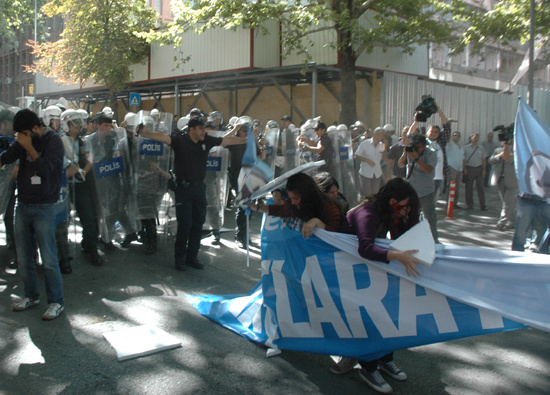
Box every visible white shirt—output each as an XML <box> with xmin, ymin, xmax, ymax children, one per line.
<box><xmin>355</xmin><ymin>138</ymin><xmax>383</xmax><ymax>178</ymax></box>
<box><xmin>429</xmin><ymin>139</ymin><xmax>444</xmax><ymax>180</ymax></box>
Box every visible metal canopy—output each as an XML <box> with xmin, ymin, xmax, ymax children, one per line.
<box><xmin>36</xmin><ymin>64</ymin><xmax>369</xmax><ymax>109</ymax></box>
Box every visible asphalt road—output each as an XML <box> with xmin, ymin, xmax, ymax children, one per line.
<box><xmin>1</xmin><ymin>186</ymin><xmax>549</xmax><ymax>394</ymax></box>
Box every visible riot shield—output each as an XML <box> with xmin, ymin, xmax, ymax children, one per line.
<box><xmin>338</xmin><ymin>127</ymin><xmax>359</xmax><ymax>206</ymax></box>
<box><xmin>133</xmin><ymin>111</ymin><xmax>173</xmax><ymax>220</ymax></box>
<box><xmin>203</xmin><ymin>130</ymin><xmax>229</xmax><ymax>231</ymax></box>
<box><xmin>281</xmin><ymin>126</ymin><xmax>299</xmax><ymax>172</ymax></box>
<box><xmin>298</xmin><ymin>122</ymin><xmax>316</xmax><ymax>165</ymax></box>
<box><xmin>263</xmin><ymin>123</ymin><xmax>279</xmax><ymax>174</ymax></box>
<box><xmin>327</xmin><ymin>126</ymin><xmax>343</xmax><ymax>186</ymax></box>
<box><xmin>88</xmin><ymin>126</ymin><xmax>137</xmax><ymax>243</ymax></box>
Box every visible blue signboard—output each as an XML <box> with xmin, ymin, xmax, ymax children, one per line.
<box><xmin>129</xmin><ymin>92</ymin><xmax>141</xmax><ymax>107</ymax></box>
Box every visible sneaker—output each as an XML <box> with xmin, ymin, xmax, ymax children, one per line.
<box><xmin>13</xmin><ymin>298</ymin><xmax>40</xmax><ymax>312</ymax></box>
<box><xmin>186</xmin><ymin>258</ymin><xmax>204</xmax><ymax>270</ymax></box>
<box><xmin>42</xmin><ymin>303</ymin><xmax>64</xmax><ymax>320</ymax></box>
<box><xmin>329</xmin><ymin>357</ymin><xmax>358</xmax><ymax>374</ymax></box>
<box><xmin>377</xmin><ymin>360</ymin><xmax>407</xmax><ymax>381</ymax></box>
<box><xmin>359</xmin><ymin>368</ymin><xmax>393</xmax><ymax>394</ymax></box>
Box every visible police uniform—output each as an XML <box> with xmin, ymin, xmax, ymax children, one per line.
<box><xmin>171</xmin><ymin>132</ymin><xmax>223</xmax><ymax>270</ymax></box>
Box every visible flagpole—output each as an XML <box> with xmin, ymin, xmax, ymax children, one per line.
<box><xmin>528</xmin><ymin>0</ymin><xmax>535</xmax><ymax>107</ymax></box>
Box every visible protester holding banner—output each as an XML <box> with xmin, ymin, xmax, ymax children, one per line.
<box><xmin>251</xmin><ymin>172</ymin><xmax>342</xmax><ymax>238</ymax></box>
<box><xmin>140</xmin><ymin>116</ymin><xmax>246</xmax><ymax>272</ymax></box>
<box><xmin>312</xmin><ymin>171</ymin><xmax>349</xmax><ymax>214</ymax></box>
<box><xmin>334</xmin><ymin>178</ymin><xmax>421</xmax><ymax>393</ymax></box>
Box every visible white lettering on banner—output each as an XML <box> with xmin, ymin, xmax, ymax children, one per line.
<box><xmin>398</xmin><ymin>280</ymin><xmax>459</xmax><ymax>336</ymax></box>
<box><xmin>335</xmin><ymin>252</ymin><xmax>401</xmax><ymax>338</ymax></box>
<box><xmin>271</xmin><ymin>259</ymin><xmax>320</xmax><ymax>337</ymax></box>
<box><xmin>99</xmin><ymin>161</ymin><xmax>121</xmax><ymax>174</ymax></box>
<box><xmin>302</xmin><ymin>256</ymin><xmax>352</xmax><ymax>338</ymax></box>
<box><xmin>265</xmin><ymin>216</ymin><xmax>285</xmax><ymax>231</ymax></box>
<box><xmin>479</xmin><ymin>309</ymin><xmax>505</xmax><ymax>329</ymax></box>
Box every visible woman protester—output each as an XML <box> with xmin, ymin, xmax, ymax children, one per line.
<box><xmin>331</xmin><ymin>178</ymin><xmax>422</xmax><ymax>394</ymax></box>
<box><xmin>250</xmin><ymin>172</ymin><xmax>342</xmax><ymax>238</ymax></box>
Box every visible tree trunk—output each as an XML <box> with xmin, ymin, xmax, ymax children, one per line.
<box><xmin>339</xmin><ymin>36</ymin><xmax>357</xmax><ymax>126</ymax></box>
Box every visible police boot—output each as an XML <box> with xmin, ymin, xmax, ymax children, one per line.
<box><xmin>143</xmin><ymin>219</ymin><xmax>157</xmax><ymax>255</ymax></box>
<box><xmin>121</xmin><ymin>232</ymin><xmax>138</xmax><ymax>248</ymax></box>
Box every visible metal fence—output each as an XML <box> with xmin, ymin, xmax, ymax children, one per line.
<box><xmin>381</xmin><ymin>71</ymin><xmax>550</xmax><ymax>142</ymax></box>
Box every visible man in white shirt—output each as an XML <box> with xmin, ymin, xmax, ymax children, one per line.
<box><xmin>355</xmin><ymin>127</ymin><xmax>385</xmax><ymax>198</ymax></box>
<box><xmin>446</xmin><ymin>131</ymin><xmax>465</xmax><ymax>208</ymax></box>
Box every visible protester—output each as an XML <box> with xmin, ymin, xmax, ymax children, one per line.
<box><xmin>355</xmin><ymin>127</ymin><xmax>385</xmax><ymax>198</ymax></box>
<box><xmin>313</xmin><ymin>171</ymin><xmax>349</xmax><ymax>214</ymax></box>
<box><xmin>482</xmin><ymin>132</ymin><xmax>499</xmax><ymax>187</ymax></box>
<box><xmin>1</xmin><ymin>109</ymin><xmax>65</xmax><ymax>320</ymax></box>
<box><xmin>446</xmin><ymin>131</ymin><xmax>465</xmax><ymax>208</ymax></box>
<box><xmin>463</xmin><ymin>133</ymin><xmax>487</xmax><ymax>210</ymax></box>
<box><xmin>385</xmin><ymin>126</ymin><xmax>408</xmax><ymax>181</ymax></box>
<box><xmin>251</xmin><ymin>172</ymin><xmax>342</xmax><ymax>238</ymax></box>
<box><xmin>489</xmin><ymin>136</ymin><xmax>517</xmax><ymax>230</ymax></box>
<box><xmin>332</xmin><ymin>178</ymin><xmax>421</xmax><ymax>393</ymax></box>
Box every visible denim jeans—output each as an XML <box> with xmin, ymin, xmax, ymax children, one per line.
<box><xmin>174</xmin><ymin>183</ymin><xmax>207</xmax><ymax>264</ymax></box>
<box><xmin>512</xmin><ymin>196</ymin><xmax>550</xmax><ymax>251</ymax></box>
<box><xmin>15</xmin><ymin>202</ymin><xmax>64</xmax><ymax>304</ymax></box>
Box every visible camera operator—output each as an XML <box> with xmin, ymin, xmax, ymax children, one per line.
<box><xmin>398</xmin><ymin>134</ymin><xmax>439</xmax><ymax>243</ymax></box>
<box><xmin>489</xmin><ymin>126</ymin><xmax>517</xmax><ymax>230</ymax></box>
<box><xmin>407</xmin><ymin>98</ymin><xmax>452</xmax><ymax>203</ymax></box>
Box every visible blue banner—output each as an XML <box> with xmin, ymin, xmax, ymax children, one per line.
<box><xmin>514</xmin><ymin>97</ymin><xmax>550</xmax><ymax>199</ymax></box>
<box><xmin>190</xmin><ymin>217</ymin><xmax>550</xmax><ymax>360</ymax></box>
<box><xmin>139</xmin><ymin>139</ymin><xmax>164</xmax><ymax>156</ymax></box>
<box><xmin>93</xmin><ymin>156</ymin><xmax>124</xmax><ymax>179</ymax></box>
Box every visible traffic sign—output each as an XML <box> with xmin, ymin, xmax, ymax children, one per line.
<box><xmin>129</xmin><ymin>92</ymin><xmax>141</xmax><ymax>107</ymax></box>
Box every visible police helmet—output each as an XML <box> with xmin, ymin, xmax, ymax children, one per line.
<box><xmin>42</xmin><ymin>106</ymin><xmax>62</xmax><ymax>128</ymax></box>
<box><xmin>61</xmin><ymin>109</ymin><xmax>83</xmax><ymax>133</ymax></box>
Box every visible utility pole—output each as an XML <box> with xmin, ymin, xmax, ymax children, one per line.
<box><xmin>528</xmin><ymin>0</ymin><xmax>535</xmax><ymax>107</ymax></box>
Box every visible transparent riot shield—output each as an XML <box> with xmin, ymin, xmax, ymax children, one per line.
<box><xmin>203</xmin><ymin>130</ymin><xmax>229</xmax><ymax>231</ymax></box>
<box><xmin>281</xmin><ymin>126</ymin><xmax>299</xmax><ymax>173</ymax></box>
<box><xmin>263</xmin><ymin>124</ymin><xmax>279</xmax><ymax>174</ymax></box>
<box><xmin>298</xmin><ymin>123</ymin><xmax>316</xmax><ymax>165</ymax></box>
<box><xmin>88</xmin><ymin>126</ymin><xmax>137</xmax><ymax>243</ymax></box>
<box><xmin>133</xmin><ymin>111</ymin><xmax>172</xmax><ymax>221</ymax></box>
<box><xmin>338</xmin><ymin>127</ymin><xmax>359</xmax><ymax>206</ymax></box>
<box><xmin>327</xmin><ymin>126</ymin><xmax>343</xmax><ymax>185</ymax></box>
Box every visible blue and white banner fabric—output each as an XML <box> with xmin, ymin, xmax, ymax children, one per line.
<box><xmin>514</xmin><ymin>97</ymin><xmax>550</xmax><ymax>199</ymax></box>
<box><xmin>189</xmin><ymin>217</ymin><xmax>550</xmax><ymax>361</ymax></box>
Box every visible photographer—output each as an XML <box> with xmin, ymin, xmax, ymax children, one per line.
<box><xmin>408</xmin><ymin>96</ymin><xmax>452</xmax><ymax>202</ymax></box>
<box><xmin>489</xmin><ymin>126</ymin><xmax>517</xmax><ymax>229</ymax></box>
<box><xmin>398</xmin><ymin>134</ymin><xmax>440</xmax><ymax>243</ymax></box>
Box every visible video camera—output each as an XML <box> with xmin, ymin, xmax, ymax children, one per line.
<box><xmin>415</xmin><ymin>95</ymin><xmax>438</xmax><ymax>122</ymax></box>
<box><xmin>493</xmin><ymin>123</ymin><xmax>514</xmax><ymax>142</ymax></box>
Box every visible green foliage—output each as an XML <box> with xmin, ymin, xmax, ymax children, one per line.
<box><xmin>29</xmin><ymin>0</ymin><xmax>158</xmax><ymax>93</ymax></box>
<box><xmin>451</xmin><ymin>0</ymin><xmax>550</xmax><ymax>60</ymax></box>
<box><xmin>0</xmin><ymin>0</ymin><xmax>48</xmax><ymax>49</ymax></box>
<box><xmin>144</xmin><ymin>0</ymin><xmax>457</xmax><ymax>65</ymax></box>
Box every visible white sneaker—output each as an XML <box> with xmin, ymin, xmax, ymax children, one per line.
<box><xmin>42</xmin><ymin>303</ymin><xmax>64</xmax><ymax>320</ymax></box>
<box><xmin>359</xmin><ymin>368</ymin><xmax>393</xmax><ymax>394</ymax></box>
<box><xmin>13</xmin><ymin>298</ymin><xmax>40</xmax><ymax>311</ymax></box>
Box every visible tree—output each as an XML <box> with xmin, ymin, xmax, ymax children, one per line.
<box><xmin>451</xmin><ymin>0</ymin><xmax>550</xmax><ymax>60</ymax></box>
<box><xmin>0</xmin><ymin>0</ymin><xmax>47</xmax><ymax>49</ymax></box>
<box><xmin>27</xmin><ymin>0</ymin><xmax>158</xmax><ymax>96</ymax></box>
<box><xmin>145</xmin><ymin>0</ymin><xmax>458</xmax><ymax>125</ymax></box>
